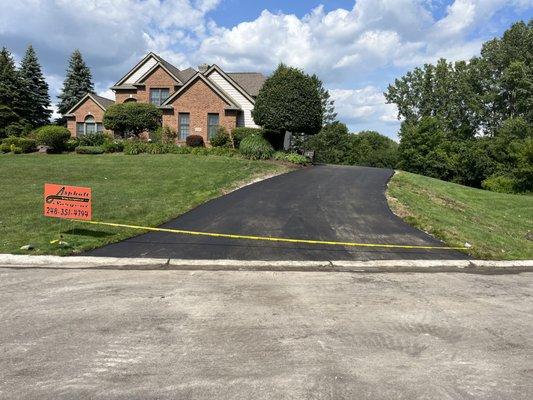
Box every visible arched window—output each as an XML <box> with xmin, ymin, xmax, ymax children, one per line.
<box><xmin>124</xmin><ymin>98</ymin><xmax>137</xmax><ymax>103</ymax></box>
<box><xmin>76</xmin><ymin>115</ymin><xmax>103</xmax><ymax>136</ymax></box>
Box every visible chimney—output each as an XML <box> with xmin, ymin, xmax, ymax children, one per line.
<box><xmin>198</xmin><ymin>64</ymin><xmax>209</xmax><ymax>74</ymax></box>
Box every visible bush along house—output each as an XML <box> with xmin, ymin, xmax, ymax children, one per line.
<box><xmin>64</xmin><ymin>52</ymin><xmax>266</xmax><ymax>144</ymax></box>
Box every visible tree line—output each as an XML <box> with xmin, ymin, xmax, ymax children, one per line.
<box><xmin>385</xmin><ymin>20</ymin><xmax>532</xmax><ymax>193</ymax></box>
<box><xmin>0</xmin><ymin>46</ymin><xmax>94</xmax><ymax>137</ymax></box>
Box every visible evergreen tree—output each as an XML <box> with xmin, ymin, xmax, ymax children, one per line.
<box><xmin>0</xmin><ymin>47</ymin><xmax>22</xmax><ymax>136</ymax></box>
<box><xmin>57</xmin><ymin>49</ymin><xmax>94</xmax><ymax>116</ymax></box>
<box><xmin>19</xmin><ymin>45</ymin><xmax>51</xmax><ymax>127</ymax></box>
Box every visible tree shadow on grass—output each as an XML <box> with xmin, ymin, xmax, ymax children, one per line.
<box><xmin>64</xmin><ymin>228</ymin><xmax>115</xmax><ymax>238</ymax></box>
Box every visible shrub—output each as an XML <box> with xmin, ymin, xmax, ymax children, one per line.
<box><xmin>239</xmin><ymin>134</ymin><xmax>274</xmax><ymax>160</ymax></box>
<box><xmin>11</xmin><ymin>146</ymin><xmax>23</xmax><ymax>154</ymax></box>
<box><xmin>5</xmin><ymin>123</ymin><xmax>24</xmax><ymax>137</ymax></box>
<box><xmin>232</xmin><ymin>127</ymin><xmax>262</xmax><ymax>148</ymax></box>
<box><xmin>273</xmin><ymin>151</ymin><xmax>309</xmax><ymax>164</ymax></box>
<box><xmin>75</xmin><ymin>146</ymin><xmax>105</xmax><ymax>154</ymax></box>
<box><xmin>191</xmin><ymin>147</ymin><xmax>209</xmax><ymax>156</ymax></box>
<box><xmin>102</xmin><ymin>138</ymin><xmax>124</xmax><ymax>153</ymax></box>
<box><xmin>35</xmin><ymin>125</ymin><xmax>71</xmax><ymax>152</ymax></box>
<box><xmin>210</xmin><ymin>126</ymin><xmax>232</xmax><ymax>147</ymax></box>
<box><xmin>482</xmin><ymin>174</ymin><xmax>517</xmax><ymax>193</ymax></box>
<box><xmin>161</xmin><ymin>126</ymin><xmax>178</xmax><ymax>144</ymax></box>
<box><xmin>149</xmin><ymin>127</ymin><xmax>163</xmax><ymax>143</ymax></box>
<box><xmin>123</xmin><ymin>140</ymin><xmax>149</xmax><ymax>155</ymax></box>
<box><xmin>0</xmin><ymin>143</ymin><xmax>10</xmax><ymax>153</ymax></box>
<box><xmin>2</xmin><ymin>136</ymin><xmax>37</xmax><ymax>153</ymax></box>
<box><xmin>186</xmin><ymin>134</ymin><xmax>204</xmax><ymax>147</ymax></box>
<box><xmin>146</xmin><ymin>143</ymin><xmax>178</xmax><ymax>154</ymax></box>
<box><xmin>172</xmin><ymin>145</ymin><xmax>192</xmax><ymax>154</ymax></box>
<box><xmin>65</xmin><ymin>138</ymin><xmax>80</xmax><ymax>152</ymax></box>
<box><xmin>208</xmin><ymin>147</ymin><xmax>240</xmax><ymax>157</ymax></box>
<box><xmin>79</xmin><ymin>132</ymin><xmax>106</xmax><ymax>146</ymax></box>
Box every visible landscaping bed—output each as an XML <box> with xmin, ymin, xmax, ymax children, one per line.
<box><xmin>387</xmin><ymin>171</ymin><xmax>533</xmax><ymax>260</ymax></box>
<box><xmin>0</xmin><ymin>153</ymin><xmax>289</xmax><ymax>255</ymax></box>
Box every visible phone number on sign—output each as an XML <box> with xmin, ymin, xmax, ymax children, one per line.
<box><xmin>45</xmin><ymin>207</ymin><xmax>89</xmax><ymax>218</ymax></box>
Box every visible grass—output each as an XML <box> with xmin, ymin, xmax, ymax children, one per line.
<box><xmin>387</xmin><ymin>171</ymin><xmax>533</xmax><ymax>260</ymax></box>
<box><xmin>0</xmin><ymin>153</ymin><xmax>288</xmax><ymax>255</ymax></box>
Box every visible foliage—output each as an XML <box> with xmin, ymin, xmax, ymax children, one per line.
<box><xmin>1</xmin><ymin>136</ymin><xmax>37</xmax><ymax>153</ymax></box>
<box><xmin>481</xmin><ymin>174</ymin><xmax>517</xmax><ymax>194</ymax></box>
<box><xmin>103</xmin><ymin>102</ymin><xmax>162</xmax><ymax>137</ymax></box>
<box><xmin>239</xmin><ymin>133</ymin><xmax>274</xmax><ymax>160</ymax></box>
<box><xmin>65</xmin><ymin>138</ymin><xmax>80</xmax><ymax>152</ymax></box>
<box><xmin>311</xmin><ymin>74</ymin><xmax>337</xmax><ymax>125</ymax></box>
<box><xmin>191</xmin><ymin>147</ymin><xmax>209</xmax><ymax>156</ymax></box>
<box><xmin>252</xmin><ymin>64</ymin><xmax>322</xmax><ymax>136</ymax></box>
<box><xmin>273</xmin><ymin>151</ymin><xmax>309</xmax><ymax>165</ymax></box>
<box><xmin>18</xmin><ymin>45</ymin><xmax>51</xmax><ymax>127</ymax></box>
<box><xmin>57</xmin><ymin>50</ymin><xmax>94</xmax><ymax>116</ymax></box>
<box><xmin>186</xmin><ymin>134</ymin><xmax>204</xmax><ymax>147</ymax></box>
<box><xmin>231</xmin><ymin>127</ymin><xmax>262</xmax><ymax>148</ymax></box>
<box><xmin>101</xmin><ymin>138</ymin><xmax>124</xmax><ymax>153</ymax></box>
<box><xmin>79</xmin><ymin>132</ymin><xmax>106</xmax><ymax>146</ymax></box>
<box><xmin>162</xmin><ymin>125</ymin><xmax>178</xmax><ymax>144</ymax></box>
<box><xmin>75</xmin><ymin>145</ymin><xmax>105</xmax><ymax>154</ymax></box>
<box><xmin>210</xmin><ymin>126</ymin><xmax>232</xmax><ymax>147</ymax></box>
<box><xmin>208</xmin><ymin>147</ymin><xmax>240</xmax><ymax>157</ymax></box>
<box><xmin>123</xmin><ymin>140</ymin><xmax>149</xmax><ymax>155</ymax></box>
<box><xmin>5</xmin><ymin>123</ymin><xmax>24</xmax><ymax>137</ymax></box>
<box><xmin>305</xmin><ymin>122</ymin><xmax>351</xmax><ymax>164</ymax></box>
<box><xmin>35</xmin><ymin>125</ymin><xmax>71</xmax><ymax>152</ymax></box>
<box><xmin>0</xmin><ymin>48</ymin><xmax>23</xmax><ymax>137</ymax></box>
<box><xmin>347</xmin><ymin>131</ymin><xmax>398</xmax><ymax>168</ymax></box>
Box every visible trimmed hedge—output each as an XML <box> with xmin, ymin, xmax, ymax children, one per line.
<box><xmin>232</xmin><ymin>127</ymin><xmax>262</xmax><ymax>148</ymax></box>
<box><xmin>239</xmin><ymin>134</ymin><xmax>274</xmax><ymax>160</ymax></box>
<box><xmin>75</xmin><ymin>146</ymin><xmax>105</xmax><ymax>154</ymax></box>
<box><xmin>1</xmin><ymin>136</ymin><xmax>37</xmax><ymax>153</ymax></box>
<box><xmin>186</xmin><ymin>134</ymin><xmax>204</xmax><ymax>147</ymax></box>
<box><xmin>36</xmin><ymin>125</ymin><xmax>71</xmax><ymax>152</ymax></box>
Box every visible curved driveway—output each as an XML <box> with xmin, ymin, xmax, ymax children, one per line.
<box><xmin>87</xmin><ymin>165</ymin><xmax>468</xmax><ymax>260</ymax></box>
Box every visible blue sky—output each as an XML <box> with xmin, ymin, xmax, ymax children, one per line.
<box><xmin>1</xmin><ymin>0</ymin><xmax>532</xmax><ymax>139</ymax></box>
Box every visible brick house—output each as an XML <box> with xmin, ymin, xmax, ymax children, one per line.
<box><xmin>65</xmin><ymin>52</ymin><xmax>266</xmax><ymax>144</ymax></box>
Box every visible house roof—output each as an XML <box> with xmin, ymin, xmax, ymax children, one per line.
<box><xmin>161</xmin><ymin>72</ymin><xmax>241</xmax><ymax>110</ymax></box>
<box><xmin>65</xmin><ymin>92</ymin><xmax>115</xmax><ymax>115</ymax></box>
<box><xmin>227</xmin><ymin>73</ymin><xmax>266</xmax><ymax>97</ymax></box>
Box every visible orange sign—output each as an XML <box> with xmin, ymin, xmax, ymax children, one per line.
<box><xmin>44</xmin><ymin>183</ymin><xmax>92</xmax><ymax>220</ymax></box>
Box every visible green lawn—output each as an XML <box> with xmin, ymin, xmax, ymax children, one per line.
<box><xmin>0</xmin><ymin>153</ymin><xmax>288</xmax><ymax>255</ymax></box>
<box><xmin>387</xmin><ymin>171</ymin><xmax>533</xmax><ymax>260</ymax></box>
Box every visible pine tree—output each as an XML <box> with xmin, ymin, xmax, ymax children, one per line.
<box><xmin>57</xmin><ymin>49</ymin><xmax>94</xmax><ymax>116</ymax></box>
<box><xmin>0</xmin><ymin>47</ymin><xmax>22</xmax><ymax>136</ymax></box>
<box><xmin>19</xmin><ymin>45</ymin><xmax>51</xmax><ymax>127</ymax></box>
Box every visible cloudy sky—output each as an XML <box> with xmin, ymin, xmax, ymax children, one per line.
<box><xmin>1</xmin><ymin>0</ymin><xmax>531</xmax><ymax>139</ymax></box>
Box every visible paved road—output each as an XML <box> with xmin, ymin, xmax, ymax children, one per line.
<box><xmin>87</xmin><ymin>165</ymin><xmax>468</xmax><ymax>260</ymax></box>
<box><xmin>1</xmin><ymin>266</ymin><xmax>531</xmax><ymax>399</ymax></box>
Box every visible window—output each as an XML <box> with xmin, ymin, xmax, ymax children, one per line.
<box><xmin>207</xmin><ymin>113</ymin><xmax>219</xmax><ymax>140</ymax></box>
<box><xmin>150</xmin><ymin>88</ymin><xmax>170</xmax><ymax>106</ymax></box>
<box><xmin>179</xmin><ymin>113</ymin><xmax>190</xmax><ymax>140</ymax></box>
<box><xmin>76</xmin><ymin>116</ymin><xmax>103</xmax><ymax>136</ymax></box>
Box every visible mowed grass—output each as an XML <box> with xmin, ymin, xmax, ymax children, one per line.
<box><xmin>387</xmin><ymin>171</ymin><xmax>533</xmax><ymax>260</ymax></box>
<box><xmin>0</xmin><ymin>153</ymin><xmax>287</xmax><ymax>255</ymax></box>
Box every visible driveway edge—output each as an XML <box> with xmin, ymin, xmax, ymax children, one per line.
<box><xmin>1</xmin><ymin>254</ymin><xmax>532</xmax><ymax>272</ymax></box>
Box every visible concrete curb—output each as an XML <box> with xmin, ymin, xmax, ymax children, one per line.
<box><xmin>0</xmin><ymin>254</ymin><xmax>532</xmax><ymax>273</ymax></box>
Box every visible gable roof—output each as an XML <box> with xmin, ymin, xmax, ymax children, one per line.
<box><xmin>161</xmin><ymin>72</ymin><xmax>240</xmax><ymax>110</ymax></box>
<box><xmin>227</xmin><ymin>73</ymin><xmax>266</xmax><ymax>97</ymax></box>
<box><xmin>205</xmin><ymin>64</ymin><xmax>258</xmax><ymax>104</ymax></box>
<box><xmin>65</xmin><ymin>93</ymin><xmax>115</xmax><ymax>115</ymax></box>
<box><xmin>136</xmin><ymin>59</ymin><xmax>183</xmax><ymax>85</ymax></box>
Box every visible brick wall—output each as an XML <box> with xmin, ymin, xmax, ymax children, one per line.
<box><xmin>162</xmin><ymin>77</ymin><xmax>238</xmax><ymax>144</ymax></box>
<box><xmin>66</xmin><ymin>98</ymin><xmax>110</xmax><ymax>137</ymax></box>
<box><xmin>115</xmin><ymin>65</ymin><xmax>177</xmax><ymax>104</ymax></box>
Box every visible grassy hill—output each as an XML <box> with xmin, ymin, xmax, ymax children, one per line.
<box><xmin>387</xmin><ymin>171</ymin><xmax>533</xmax><ymax>260</ymax></box>
<box><xmin>0</xmin><ymin>154</ymin><xmax>287</xmax><ymax>255</ymax></box>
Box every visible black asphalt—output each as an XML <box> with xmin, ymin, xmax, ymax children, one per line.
<box><xmin>86</xmin><ymin>165</ymin><xmax>469</xmax><ymax>260</ymax></box>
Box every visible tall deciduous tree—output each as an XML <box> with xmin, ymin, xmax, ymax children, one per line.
<box><xmin>19</xmin><ymin>45</ymin><xmax>51</xmax><ymax>127</ymax></box>
<box><xmin>252</xmin><ymin>64</ymin><xmax>322</xmax><ymax>136</ymax></box>
<box><xmin>57</xmin><ymin>50</ymin><xmax>94</xmax><ymax>117</ymax></box>
<box><xmin>0</xmin><ymin>47</ymin><xmax>22</xmax><ymax>137</ymax></box>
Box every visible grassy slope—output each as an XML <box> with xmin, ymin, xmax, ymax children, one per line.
<box><xmin>0</xmin><ymin>153</ymin><xmax>287</xmax><ymax>255</ymax></box>
<box><xmin>387</xmin><ymin>171</ymin><xmax>533</xmax><ymax>260</ymax></box>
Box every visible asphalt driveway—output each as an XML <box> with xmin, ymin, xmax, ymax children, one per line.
<box><xmin>87</xmin><ymin>165</ymin><xmax>468</xmax><ymax>260</ymax></box>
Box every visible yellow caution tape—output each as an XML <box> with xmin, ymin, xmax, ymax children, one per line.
<box><xmin>73</xmin><ymin>219</ymin><xmax>467</xmax><ymax>251</ymax></box>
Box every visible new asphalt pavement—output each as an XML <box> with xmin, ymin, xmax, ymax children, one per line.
<box><xmin>87</xmin><ymin>165</ymin><xmax>469</xmax><ymax>260</ymax></box>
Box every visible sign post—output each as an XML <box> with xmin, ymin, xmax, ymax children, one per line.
<box><xmin>44</xmin><ymin>184</ymin><xmax>92</xmax><ymax>220</ymax></box>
